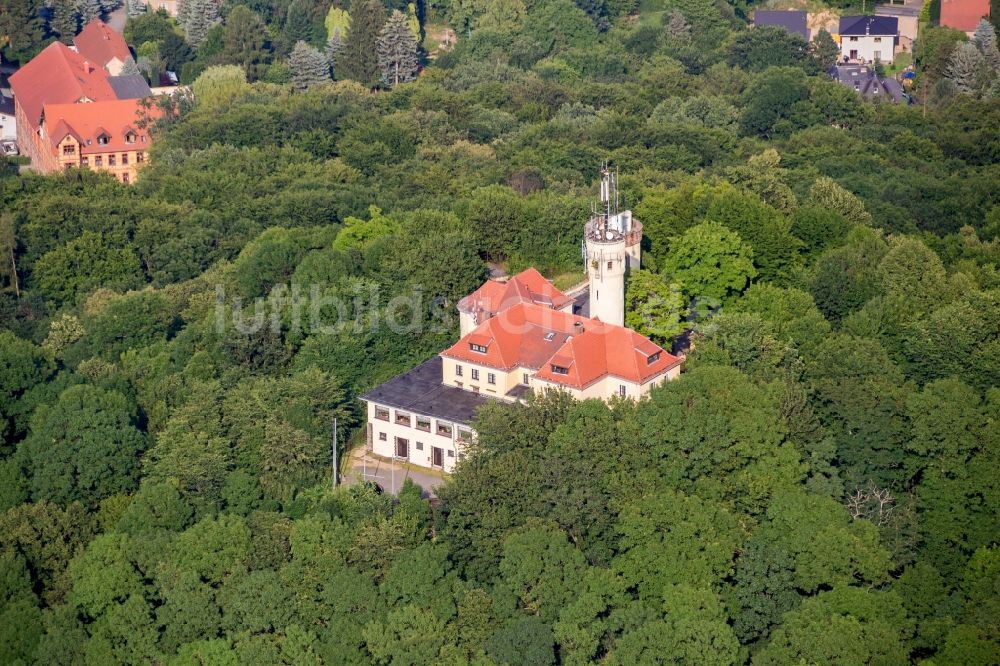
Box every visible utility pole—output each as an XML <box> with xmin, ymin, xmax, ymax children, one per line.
<box><xmin>331</xmin><ymin>416</ymin><xmax>338</xmax><ymax>488</ymax></box>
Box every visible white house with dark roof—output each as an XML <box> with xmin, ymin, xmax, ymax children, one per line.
<box><xmin>839</xmin><ymin>15</ymin><xmax>899</xmax><ymax>64</ymax></box>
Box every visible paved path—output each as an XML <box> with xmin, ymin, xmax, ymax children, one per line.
<box><xmin>106</xmin><ymin>6</ymin><xmax>127</xmax><ymax>34</ymax></box>
<box><xmin>342</xmin><ymin>446</ymin><xmax>447</xmax><ymax>498</ymax></box>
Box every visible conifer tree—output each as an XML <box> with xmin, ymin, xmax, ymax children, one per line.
<box><xmin>946</xmin><ymin>41</ymin><xmax>986</xmax><ymax>94</ymax></box>
<box><xmin>50</xmin><ymin>0</ymin><xmax>80</xmax><ymax>43</ymax></box>
<box><xmin>77</xmin><ymin>0</ymin><xmax>102</xmax><ymax>25</ymax></box>
<box><xmin>180</xmin><ymin>0</ymin><xmax>219</xmax><ymax>47</ymax></box>
<box><xmin>120</xmin><ymin>56</ymin><xmax>141</xmax><ymax>76</ymax></box>
<box><xmin>283</xmin><ymin>0</ymin><xmax>313</xmax><ymax>46</ymax></box>
<box><xmin>973</xmin><ymin>18</ymin><xmax>1000</xmax><ymax>70</ymax></box>
<box><xmin>664</xmin><ymin>9</ymin><xmax>690</xmax><ymax>42</ymax></box>
<box><xmin>326</xmin><ymin>32</ymin><xmax>344</xmax><ymax>74</ymax></box>
<box><xmin>336</xmin><ymin>0</ymin><xmax>385</xmax><ymax>87</ymax></box>
<box><xmin>0</xmin><ymin>0</ymin><xmax>45</xmax><ymax>61</ymax></box>
<box><xmin>288</xmin><ymin>40</ymin><xmax>330</xmax><ymax>90</ymax></box>
<box><xmin>126</xmin><ymin>0</ymin><xmax>146</xmax><ymax>18</ymax></box>
<box><xmin>221</xmin><ymin>5</ymin><xmax>270</xmax><ymax>78</ymax></box>
<box><xmin>376</xmin><ymin>10</ymin><xmax>419</xmax><ymax>87</ymax></box>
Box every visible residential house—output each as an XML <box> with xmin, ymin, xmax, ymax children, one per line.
<box><xmin>9</xmin><ymin>40</ymin><xmax>156</xmax><ymax>180</ymax></box>
<box><xmin>74</xmin><ymin>19</ymin><xmax>132</xmax><ymax>75</ymax></box>
<box><xmin>940</xmin><ymin>0</ymin><xmax>991</xmax><ymax>36</ymax></box>
<box><xmin>361</xmin><ymin>169</ymin><xmax>683</xmax><ymax>473</ymax></box>
<box><xmin>8</xmin><ymin>42</ymin><xmax>118</xmax><ymax>169</ymax></box>
<box><xmin>830</xmin><ymin>65</ymin><xmax>908</xmax><ymax>103</ymax></box>
<box><xmin>39</xmin><ymin>99</ymin><xmax>157</xmax><ymax>183</ymax></box>
<box><xmin>754</xmin><ymin>10</ymin><xmax>810</xmax><ymax>40</ymax></box>
<box><xmin>839</xmin><ymin>15</ymin><xmax>899</xmax><ymax>64</ymax></box>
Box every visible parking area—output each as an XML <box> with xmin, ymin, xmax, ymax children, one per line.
<box><xmin>342</xmin><ymin>445</ymin><xmax>447</xmax><ymax>498</ymax></box>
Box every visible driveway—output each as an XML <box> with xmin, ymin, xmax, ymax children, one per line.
<box><xmin>342</xmin><ymin>445</ymin><xmax>447</xmax><ymax>498</ymax></box>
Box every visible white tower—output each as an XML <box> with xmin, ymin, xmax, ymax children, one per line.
<box><xmin>585</xmin><ymin>165</ymin><xmax>638</xmax><ymax>327</ymax></box>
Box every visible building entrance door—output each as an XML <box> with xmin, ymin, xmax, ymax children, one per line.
<box><xmin>432</xmin><ymin>446</ymin><xmax>443</xmax><ymax>467</ymax></box>
<box><xmin>395</xmin><ymin>437</ymin><xmax>408</xmax><ymax>459</ymax></box>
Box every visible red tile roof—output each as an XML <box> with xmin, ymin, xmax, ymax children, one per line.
<box><xmin>9</xmin><ymin>41</ymin><xmax>116</xmax><ymax>130</ymax></box>
<box><xmin>43</xmin><ymin>99</ymin><xmax>158</xmax><ymax>154</ymax></box>
<box><xmin>940</xmin><ymin>0</ymin><xmax>990</xmax><ymax>32</ymax></box>
<box><xmin>441</xmin><ymin>302</ymin><xmax>681</xmax><ymax>389</ymax></box>
<box><xmin>74</xmin><ymin>19</ymin><xmax>132</xmax><ymax>69</ymax></box>
<box><xmin>457</xmin><ymin>268</ymin><xmax>574</xmax><ymax>320</ymax></box>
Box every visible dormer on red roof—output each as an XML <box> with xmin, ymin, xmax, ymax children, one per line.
<box><xmin>442</xmin><ymin>302</ymin><xmax>681</xmax><ymax>390</ymax></box>
<box><xmin>457</xmin><ymin>268</ymin><xmax>574</xmax><ymax>322</ymax></box>
<box><xmin>42</xmin><ymin>99</ymin><xmax>158</xmax><ymax>154</ymax></box>
<box><xmin>74</xmin><ymin>19</ymin><xmax>132</xmax><ymax>73</ymax></box>
<box><xmin>8</xmin><ymin>41</ymin><xmax>116</xmax><ymax>131</ymax></box>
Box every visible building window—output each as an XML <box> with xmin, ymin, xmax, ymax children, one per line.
<box><xmin>416</xmin><ymin>417</ymin><xmax>431</xmax><ymax>432</ymax></box>
<box><xmin>647</xmin><ymin>352</ymin><xmax>661</xmax><ymax>365</ymax></box>
<box><xmin>455</xmin><ymin>364</ymin><xmax>463</xmax><ymax>377</ymax></box>
<box><xmin>849</xmin><ymin>36</ymin><xmax>858</xmax><ymax>41</ymax></box>
<box><xmin>874</xmin><ymin>37</ymin><xmax>882</xmax><ymax>42</ymax></box>
<box><xmin>471</xmin><ymin>368</ymin><xmax>479</xmax><ymax>381</ymax></box>
<box><xmin>522</xmin><ymin>373</ymin><xmax>529</xmax><ymax>385</ymax></box>
<box><xmin>125</xmin><ymin>132</ymin><xmax>135</xmax><ymax>144</ymax></box>
<box><xmin>375</xmin><ymin>406</ymin><xmax>389</xmax><ymax>421</ymax></box>
<box><xmin>437</xmin><ymin>422</ymin><xmax>452</xmax><ymax>437</ymax></box>
<box><xmin>81</xmin><ymin>157</ymin><xmax>89</xmax><ymax>166</ymax></box>
<box><xmin>97</xmin><ymin>135</ymin><xmax>109</xmax><ymax>145</ymax></box>
<box><xmin>62</xmin><ymin>145</ymin><xmax>75</xmax><ymax>155</ymax></box>
<box><xmin>416</xmin><ymin>441</ymin><xmax>424</xmax><ymax>451</ymax></box>
<box><xmin>472</xmin><ymin>386</ymin><xmax>480</xmax><ymax>393</ymax></box>
<box><xmin>122</xmin><ymin>173</ymin><xmax>129</xmax><ymax>183</ymax></box>
<box><xmin>378</xmin><ymin>432</ymin><xmax>387</xmax><ymax>441</ymax></box>
<box><xmin>94</xmin><ymin>156</ymin><xmax>103</xmax><ymax>167</ymax></box>
<box><xmin>447</xmin><ymin>449</ymin><xmax>455</xmax><ymax>458</ymax></box>
<box><xmin>551</xmin><ymin>364</ymin><xmax>569</xmax><ymax>375</ymax></box>
<box><xmin>470</xmin><ymin>343</ymin><xmax>488</xmax><ymax>353</ymax></box>
<box><xmin>619</xmin><ymin>385</ymin><xmax>626</xmax><ymax>396</ymax></box>
<box><xmin>108</xmin><ymin>155</ymin><xmax>116</xmax><ymax>166</ymax></box>
<box><xmin>544</xmin><ymin>332</ymin><xmax>555</xmax><ymax>341</ymax></box>
<box><xmin>395</xmin><ymin>411</ymin><xmax>411</xmax><ymax>426</ymax></box>
<box><xmin>458</xmin><ymin>429</ymin><xmax>472</xmax><ymax>442</ymax></box>
<box><xmin>121</xmin><ymin>154</ymin><xmax>128</xmax><ymax>165</ymax></box>
<box><xmin>607</xmin><ymin>261</ymin><xmax>612</xmax><ymax>269</ymax></box>
<box><xmin>136</xmin><ymin>152</ymin><xmax>144</xmax><ymax>163</ymax></box>
<box><xmin>487</xmin><ymin>372</ymin><xmax>496</xmax><ymax>385</ymax></box>
<box><xmin>395</xmin><ymin>437</ymin><xmax>409</xmax><ymax>458</ymax></box>
<box><xmin>141</xmin><ymin>135</ymin><xmax>146</xmax><ymax>142</ymax></box>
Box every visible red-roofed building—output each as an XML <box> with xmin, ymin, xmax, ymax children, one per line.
<box><xmin>940</xmin><ymin>0</ymin><xmax>991</xmax><ymax>35</ymax></box>
<box><xmin>74</xmin><ymin>19</ymin><xmax>133</xmax><ymax>75</ymax></box>
<box><xmin>441</xmin><ymin>301</ymin><xmax>681</xmax><ymax>401</ymax></box>
<box><xmin>37</xmin><ymin>99</ymin><xmax>157</xmax><ymax>182</ymax></box>
<box><xmin>456</xmin><ymin>267</ymin><xmax>575</xmax><ymax>336</ymax></box>
<box><xmin>360</xmin><ymin>168</ymin><xmax>680</xmax><ymax>473</ymax></box>
<box><xmin>9</xmin><ymin>41</ymin><xmax>117</xmax><ymax>168</ymax></box>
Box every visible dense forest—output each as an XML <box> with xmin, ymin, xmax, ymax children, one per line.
<box><xmin>1</xmin><ymin>0</ymin><xmax>999</xmax><ymax>663</ymax></box>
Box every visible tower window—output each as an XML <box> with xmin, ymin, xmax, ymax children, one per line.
<box><xmin>607</xmin><ymin>261</ymin><xmax>613</xmax><ymax>269</ymax></box>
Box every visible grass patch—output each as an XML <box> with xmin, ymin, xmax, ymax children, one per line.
<box><xmin>552</xmin><ymin>270</ymin><xmax>586</xmax><ymax>291</ymax></box>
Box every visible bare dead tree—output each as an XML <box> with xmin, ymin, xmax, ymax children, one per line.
<box><xmin>846</xmin><ymin>480</ymin><xmax>896</xmax><ymax>527</ymax></box>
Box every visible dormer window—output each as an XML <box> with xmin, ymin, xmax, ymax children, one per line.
<box><xmin>544</xmin><ymin>332</ymin><xmax>556</xmax><ymax>341</ymax></box>
<box><xmin>97</xmin><ymin>135</ymin><xmax>109</xmax><ymax>145</ymax></box>
<box><xmin>647</xmin><ymin>352</ymin><xmax>661</xmax><ymax>365</ymax></box>
<box><xmin>551</xmin><ymin>364</ymin><xmax>569</xmax><ymax>375</ymax></box>
<box><xmin>470</xmin><ymin>343</ymin><xmax>488</xmax><ymax>354</ymax></box>
<box><xmin>124</xmin><ymin>132</ymin><xmax>136</xmax><ymax>144</ymax></box>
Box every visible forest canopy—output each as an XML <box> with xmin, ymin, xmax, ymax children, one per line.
<box><xmin>0</xmin><ymin>0</ymin><xmax>998</xmax><ymax>664</ymax></box>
